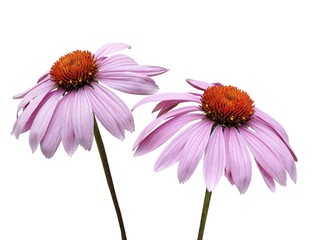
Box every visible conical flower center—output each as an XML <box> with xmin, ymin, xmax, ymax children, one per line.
<box><xmin>201</xmin><ymin>85</ymin><xmax>254</xmax><ymax>126</ymax></box>
<box><xmin>50</xmin><ymin>50</ymin><xmax>98</xmax><ymax>91</ymax></box>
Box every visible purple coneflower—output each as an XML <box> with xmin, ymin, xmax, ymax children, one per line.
<box><xmin>133</xmin><ymin>79</ymin><xmax>297</xmax><ymax>239</ymax></box>
<box><xmin>13</xmin><ymin>43</ymin><xmax>167</xmax><ymax>158</ymax></box>
<box><xmin>12</xmin><ymin>43</ymin><xmax>167</xmax><ymax>240</ymax></box>
<box><xmin>133</xmin><ymin>79</ymin><xmax>297</xmax><ymax>193</ymax></box>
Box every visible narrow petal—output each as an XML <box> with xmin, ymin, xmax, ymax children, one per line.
<box><xmin>40</xmin><ymin>99</ymin><xmax>64</xmax><ymax>158</ymax></box>
<box><xmin>154</xmin><ymin>121</ymin><xmax>208</xmax><ymax>171</ymax></box>
<box><xmin>204</xmin><ymin>125</ymin><xmax>226</xmax><ymax>191</ymax></box>
<box><xmin>13</xmin><ymin>74</ymin><xmax>52</xmax><ymax>99</ymax></box>
<box><xmin>93</xmin><ymin>83</ymin><xmax>134</xmax><ymax>131</ymax></box>
<box><xmin>240</xmin><ymin>127</ymin><xmax>287</xmax><ymax>186</ymax></box>
<box><xmin>133</xmin><ymin>106</ymin><xmax>201</xmax><ymax>149</ymax></box>
<box><xmin>12</xmin><ymin>91</ymin><xmax>50</xmax><ymax>138</ymax></box>
<box><xmin>85</xmin><ymin>85</ymin><xmax>125</xmax><ymax>140</ymax></box>
<box><xmin>256</xmin><ymin>161</ymin><xmax>276</xmax><ymax>192</ymax></box>
<box><xmin>29</xmin><ymin>91</ymin><xmax>62</xmax><ymax>152</ymax></box>
<box><xmin>249</xmin><ymin>119</ymin><xmax>297</xmax><ymax>183</ymax></box>
<box><xmin>71</xmin><ymin>88</ymin><xmax>94</xmax><ymax>150</ymax></box>
<box><xmin>103</xmin><ymin>65</ymin><xmax>168</xmax><ymax>77</ymax></box>
<box><xmin>254</xmin><ymin>109</ymin><xmax>297</xmax><ymax>161</ymax></box>
<box><xmin>186</xmin><ymin>79</ymin><xmax>222</xmax><ymax>91</ymax></box>
<box><xmin>132</xmin><ymin>93</ymin><xmax>201</xmax><ymax>110</ymax></box>
<box><xmin>135</xmin><ymin>114</ymin><xmax>203</xmax><ymax>156</ymax></box>
<box><xmin>178</xmin><ymin>119</ymin><xmax>213</xmax><ymax>183</ymax></box>
<box><xmin>95</xmin><ymin>43</ymin><xmax>131</xmax><ymax>59</ymax></box>
<box><xmin>98</xmin><ymin>54</ymin><xmax>138</xmax><ymax>68</ymax></box>
<box><xmin>15</xmin><ymin>81</ymin><xmax>54</xmax><ymax>113</ymax></box>
<box><xmin>224</xmin><ymin>127</ymin><xmax>252</xmax><ymax>194</ymax></box>
<box><xmin>37</xmin><ymin>71</ymin><xmax>51</xmax><ymax>83</ymax></box>
<box><xmin>98</xmin><ymin>72</ymin><xmax>159</xmax><ymax>95</ymax></box>
<box><xmin>60</xmin><ymin>92</ymin><xmax>78</xmax><ymax>156</ymax></box>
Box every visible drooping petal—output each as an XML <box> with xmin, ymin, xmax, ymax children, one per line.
<box><xmin>71</xmin><ymin>88</ymin><xmax>94</xmax><ymax>150</ymax></box>
<box><xmin>249</xmin><ymin>119</ymin><xmax>297</xmax><ymax>183</ymax></box>
<box><xmin>132</xmin><ymin>93</ymin><xmax>201</xmax><ymax>110</ymax></box>
<box><xmin>256</xmin><ymin>161</ymin><xmax>276</xmax><ymax>192</ymax></box>
<box><xmin>133</xmin><ymin>106</ymin><xmax>201</xmax><ymax>149</ymax></box>
<box><xmin>224</xmin><ymin>127</ymin><xmax>252</xmax><ymax>194</ymax></box>
<box><xmin>12</xmin><ymin>91</ymin><xmax>50</xmax><ymax>138</ymax></box>
<box><xmin>135</xmin><ymin>113</ymin><xmax>203</xmax><ymax>156</ymax></box>
<box><xmin>97</xmin><ymin>72</ymin><xmax>159</xmax><ymax>95</ymax></box>
<box><xmin>40</xmin><ymin>98</ymin><xmax>64</xmax><ymax>158</ymax></box>
<box><xmin>204</xmin><ymin>125</ymin><xmax>226</xmax><ymax>192</ymax></box>
<box><xmin>104</xmin><ymin>65</ymin><xmax>168</xmax><ymax>77</ymax></box>
<box><xmin>85</xmin><ymin>85</ymin><xmax>125</xmax><ymax>140</ymax></box>
<box><xmin>29</xmin><ymin>91</ymin><xmax>62</xmax><ymax>152</ymax></box>
<box><xmin>186</xmin><ymin>79</ymin><xmax>222</xmax><ymax>91</ymax></box>
<box><xmin>60</xmin><ymin>92</ymin><xmax>78</xmax><ymax>156</ymax></box>
<box><xmin>254</xmin><ymin>109</ymin><xmax>297</xmax><ymax>162</ymax></box>
<box><xmin>240</xmin><ymin>127</ymin><xmax>287</xmax><ymax>186</ymax></box>
<box><xmin>93</xmin><ymin>83</ymin><xmax>134</xmax><ymax>131</ymax></box>
<box><xmin>13</xmin><ymin>74</ymin><xmax>52</xmax><ymax>99</ymax></box>
<box><xmin>154</xmin><ymin>121</ymin><xmax>207</xmax><ymax>171</ymax></box>
<box><xmin>95</xmin><ymin>43</ymin><xmax>131</xmax><ymax>59</ymax></box>
<box><xmin>98</xmin><ymin>54</ymin><xmax>138</xmax><ymax>69</ymax></box>
<box><xmin>15</xmin><ymin>81</ymin><xmax>55</xmax><ymax>113</ymax></box>
<box><xmin>178</xmin><ymin>119</ymin><xmax>213</xmax><ymax>183</ymax></box>
<box><xmin>37</xmin><ymin>71</ymin><xmax>51</xmax><ymax>83</ymax></box>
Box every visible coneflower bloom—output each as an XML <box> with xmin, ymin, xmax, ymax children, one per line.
<box><xmin>133</xmin><ymin>79</ymin><xmax>297</xmax><ymax>193</ymax></box>
<box><xmin>12</xmin><ymin>43</ymin><xmax>167</xmax><ymax>158</ymax></box>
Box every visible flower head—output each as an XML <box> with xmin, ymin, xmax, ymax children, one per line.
<box><xmin>12</xmin><ymin>43</ymin><xmax>167</xmax><ymax>158</ymax></box>
<box><xmin>133</xmin><ymin>79</ymin><xmax>297</xmax><ymax>193</ymax></box>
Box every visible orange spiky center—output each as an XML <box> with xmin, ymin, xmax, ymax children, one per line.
<box><xmin>201</xmin><ymin>85</ymin><xmax>255</xmax><ymax>126</ymax></box>
<box><xmin>50</xmin><ymin>50</ymin><xmax>98</xmax><ymax>91</ymax></box>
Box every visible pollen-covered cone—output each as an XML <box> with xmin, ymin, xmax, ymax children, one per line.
<box><xmin>133</xmin><ymin>79</ymin><xmax>297</xmax><ymax>193</ymax></box>
<box><xmin>12</xmin><ymin>43</ymin><xmax>168</xmax><ymax>158</ymax></box>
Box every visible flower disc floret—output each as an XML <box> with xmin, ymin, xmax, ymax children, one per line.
<box><xmin>201</xmin><ymin>85</ymin><xmax>255</xmax><ymax>127</ymax></box>
<box><xmin>50</xmin><ymin>50</ymin><xmax>98</xmax><ymax>91</ymax></box>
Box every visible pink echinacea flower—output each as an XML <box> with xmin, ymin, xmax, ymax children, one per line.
<box><xmin>133</xmin><ymin>79</ymin><xmax>297</xmax><ymax>193</ymax></box>
<box><xmin>12</xmin><ymin>43</ymin><xmax>168</xmax><ymax>158</ymax></box>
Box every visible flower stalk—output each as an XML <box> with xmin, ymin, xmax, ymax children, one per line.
<box><xmin>93</xmin><ymin>118</ymin><xmax>127</xmax><ymax>240</ymax></box>
<box><xmin>197</xmin><ymin>189</ymin><xmax>212</xmax><ymax>240</ymax></box>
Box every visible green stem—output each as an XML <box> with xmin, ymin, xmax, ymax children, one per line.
<box><xmin>197</xmin><ymin>189</ymin><xmax>212</xmax><ymax>240</ymax></box>
<box><xmin>93</xmin><ymin>118</ymin><xmax>127</xmax><ymax>240</ymax></box>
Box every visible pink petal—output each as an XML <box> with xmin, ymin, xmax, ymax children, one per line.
<box><xmin>204</xmin><ymin>125</ymin><xmax>226</xmax><ymax>192</ymax></box>
<box><xmin>132</xmin><ymin>93</ymin><xmax>201</xmax><ymax>110</ymax></box>
<box><xmin>133</xmin><ymin>106</ymin><xmax>201</xmax><ymax>149</ymax></box>
<box><xmin>249</xmin><ymin>119</ymin><xmax>297</xmax><ymax>183</ymax></box>
<box><xmin>135</xmin><ymin>113</ymin><xmax>203</xmax><ymax>156</ymax></box>
<box><xmin>13</xmin><ymin>74</ymin><xmax>52</xmax><ymax>99</ymax></box>
<box><xmin>256</xmin><ymin>161</ymin><xmax>276</xmax><ymax>192</ymax></box>
<box><xmin>98</xmin><ymin>54</ymin><xmax>138</xmax><ymax>68</ymax></box>
<box><xmin>71</xmin><ymin>88</ymin><xmax>94</xmax><ymax>150</ymax></box>
<box><xmin>240</xmin><ymin>127</ymin><xmax>287</xmax><ymax>186</ymax></box>
<box><xmin>177</xmin><ymin>119</ymin><xmax>213</xmax><ymax>183</ymax></box>
<box><xmin>12</xmin><ymin>91</ymin><xmax>50</xmax><ymax>138</ymax></box>
<box><xmin>93</xmin><ymin>83</ymin><xmax>134</xmax><ymax>131</ymax></box>
<box><xmin>186</xmin><ymin>79</ymin><xmax>222</xmax><ymax>91</ymax></box>
<box><xmin>37</xmin><ymin>71</ymin><xmax>51</xmax><ymax>83</ymax></box>
<box><xmin>29</xmin><ymin>91</ymin><xmax>62</xmax><ymax>152</ymax></box>
<box><xmin>95</xmin><ymin>43</ymin><xmax>131</xmax><ymax>59</ymax></box>
<box><xmin>98</xmin><ymin>72</ymin><xmax>159</xmax><ymax>95</ymax></box>
<box><xmin>40</xmin><ymin>99</ymin><xmax>63</xmax><ymax>158</ymax></box>
<box><xmin>104</xmin><ymin>65</ymin><xmax>168</xmax><ymax>76</ymax></box>
<box><xmin>85</xmin><ymin>85</ymin><xmax>125</xmax><ymax>140</ymax></box>
<box><xmin>60</xmin><ymin>92</ymin><xmax>78</xmax><ymax>156</ymax></box>
<box><xmin>15</xmin><ymin>81</ymin><xmax>54</xmax><ymax>113</ymax></box>
<box><xmin>224</xmin><ymin>127</ymin><xmax>252</xmax><ymax>194</ymax></box>
<box><xmin>154</xmin><ymin>121</ymin><xmax>206</xmax><ymax>171</ymax></box>
<box><xmin>254</xmin><ymin>108</ymin><xmax>297</xmax><ymax>161</ymax></box>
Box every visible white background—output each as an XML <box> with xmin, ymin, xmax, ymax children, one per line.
<box><xmin>1</xmin><ymin>0</ymin><xmax>324</xmax><ymax>239</ymax></box>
